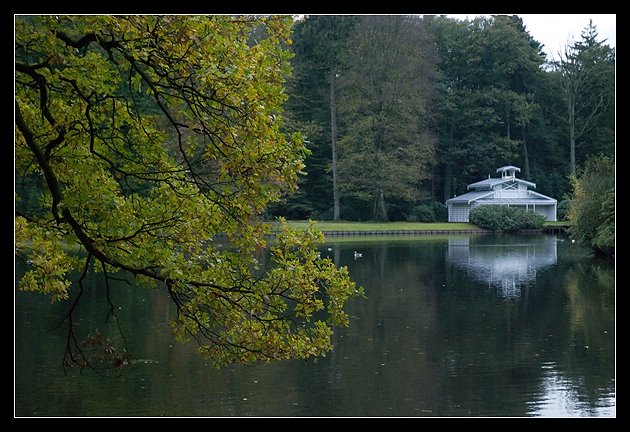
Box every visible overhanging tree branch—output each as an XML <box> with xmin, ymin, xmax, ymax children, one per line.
<box><xmin>16</xmin><ymin>15</ymin><xmax>360</xmax><ymax>369</ymax></box>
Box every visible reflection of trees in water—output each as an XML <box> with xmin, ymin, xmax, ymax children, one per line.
<box><xmin>439</xmin><ymin>235</ymin><xmax>614</xmax><ymax>416</ymax></box>
<box><xmin>16</xmin><ymin>237</ymin><xmax>614</xmax><ymax>416</ymax></box>
<box><xmin>447</xmin><ymin>235</ymin><xmax>558</xmax><ymax>298</ymax></box>
<box><xmin>316</xmin><ymin>240</ymin><xmax>444</xmax><ymax>416</ymax></box>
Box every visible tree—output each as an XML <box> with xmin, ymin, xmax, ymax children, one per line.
<box><xmin>426</xmin><ymin>15</ymin><xmax>545</xmax><ymax>202</ymax></box>
<box><xmin>337</xmin><ymin>15</ymin><xmax>437</xmax><ymax>221</ymax></box>
<box><xmin>15</xmin><ymin>15</ymin><xmax>361</xmax><ymax>369</ymax></box>
<box><xmin>567</xmin><ymin>154</ymin><xmax>615</xmax><ymax>256</ymax></box>
<box><xmin>280</xmin><ymin>16</ymin><xmax>357</xmax><ymax>220</ymax></box>
<box><xmin>549</xmin><ymin>20</ymin><xmax>615</xmax><ymax>176</ymax></box>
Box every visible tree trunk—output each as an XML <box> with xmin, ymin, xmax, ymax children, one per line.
<box><xmin>522</xmin><ymin>125</ymin><xmax>530</xmax><ymax>179</ymax></box>
<box><xmin>330</xmin><ymin>67</ymin><xmax>340</xmax><ymax>220</ymax></box>
<box><xmin>569</xmin><ymin>120</ymin><xmax>576</xmax><ymax>177</ymax></box>
<box><xmin>506</xmin><ymin>109</ymin><xmax>511</xmax><ymax>140</ymax></box>
<box><xmin>443</xmin><ymin>123</ymin><xmax>454</xmax><ymax>203</ymax></box>
<box><xmin>431</xmin><ymin>163</ymin><xmax>435</xmax><ymax>201</ymax></box>
<box><xmin>373</xmin><ymin>188</ymin><xmax>388</xmax><ymax>221</ymax></box>
<box><xmin>568</xmin><ymin>89</ymin><xmax>576</xmax><ymax>176</ymax></box>
<box><xmin>443</xmin><ymin>164</ymin><xmax>452</xmax><ymax>202</ymax></box>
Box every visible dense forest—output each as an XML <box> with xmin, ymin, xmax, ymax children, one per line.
<box><xmin>15</xmin><ymin>15</ymin><xmax>615</xmax><ymax>224</ymax></box>
<box><xmin>269</xmin><ymin>15</ymin><xmax>615</xmax><ymax>222</ymax></box>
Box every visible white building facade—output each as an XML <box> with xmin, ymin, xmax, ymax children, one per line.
<box><xmin>446</xmin><ymin>166</ymin><xmax>557</xmax><ymax>223</ymax></box>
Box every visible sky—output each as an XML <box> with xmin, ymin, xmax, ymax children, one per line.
<box><xmin>446</xmin><ymin>14</ymin><xmax>616</xmax><ymax>59</ymax></box>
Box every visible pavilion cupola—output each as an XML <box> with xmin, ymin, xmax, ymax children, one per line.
<box><xmin>497</xmin><ymin>165</ymin><xmax>521</xmax><ymax>179</ymax></box>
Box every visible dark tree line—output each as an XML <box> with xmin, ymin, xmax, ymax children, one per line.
<box><xmin>270</xmin><ymin>15</ymin><xmax>615</xmax><ymax>222</ymax></box>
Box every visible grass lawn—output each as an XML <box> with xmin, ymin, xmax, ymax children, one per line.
<box><xmin>269</xmin><ymin>220</ymin><xmax>570</xmax><ymax>233</ymax></box>
<box><xmin>315</xmin><ymin>233</ymin><xmax>481</xmax><ymax>245</ymax></box>
<box><xmin>273</xmin><ymin>220</ymin><xmax>480</xmax><ymax>232</ymax></box>
<box><xmin>544</xmin><ymin>220</ymin><xmax>572</xmax><ymax>227</ymax></box>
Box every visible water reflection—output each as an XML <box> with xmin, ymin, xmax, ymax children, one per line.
<box><xmin>527</xmin><ymin>362</ymin><xmax>616</xmax><ymax>417</ymax></box>
<box><xmin>447</xmin><ymin>234</ymin><xmax>558</xmax><ymax>298</ymax></box>
<box><xmin>15</xmin><ymin>234</ymin><xmax>614</xmax><ymax>417</ymax></box>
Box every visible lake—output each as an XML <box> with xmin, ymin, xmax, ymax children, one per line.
<box><xmin>14</xmin><ymin>233</ymin><xmax>615</xmax><ymax>417</ymax></box>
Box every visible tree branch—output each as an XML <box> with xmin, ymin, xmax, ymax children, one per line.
<box><xmin>103</xmin><ymin>263</ymin><xmax>128</xmax><ymax>353</ymax></box>
<box><xmin>53</xmin><ymin>30</ymin><xmax>120</xmax><ymax>51</ymax></box>
<box><xmin>60</xmin><ymin>254</ymin><xmax>90</xmax><ymax>372</ymax></box>
<box><xmin>16</xmin><ymin>63</ymin><xmax>51</xmax><ymax>125</ymax></box>
<box><xmin>15</xmin><ymin>102</ymin><xmax>64</xmax><ymax>224</ymax></box>
<box><xmin>576</xmin><ymin>93</ymin><xmax>607</xmax><ymax>137</ymax></box>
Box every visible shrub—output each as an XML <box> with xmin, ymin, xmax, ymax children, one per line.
<box><xmin>407</xmin><ymin>201</ymin><xmax>448</xmax><ymax>222</ymax></box>
<box><xmin>407</xmin><ymin>204</ymin><xmax>435</xmax><ymax>222</ymax></box>
<box><xmin>432</xmin><ymin>202</ymin><xmax>448</xmax><ymax>222</ymax></box>
<box><xmin>568</xmin><ymin>154</ymin><xmax>614</xmax><ymax>256</ymax></box>
<box><xmin>469</xmin><ymin>205</ymin><xmax>545</xmax><ymax>231</ymax></box>
<box><xmin>557</xmin><ymin>199</ymin><xmax>571</xmax><ymax>221</ymax></box>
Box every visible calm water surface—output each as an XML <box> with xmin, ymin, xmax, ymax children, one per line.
<box><xmin>15</xmin><ymin>233</ymin><xmax>615</xmax><ymax>417</ymax></box>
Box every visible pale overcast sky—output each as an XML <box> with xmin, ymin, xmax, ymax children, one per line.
<box><xmin>446</xmin><ymin>14</ymin><xmax>616</xmax><ymax>59</ymax></box>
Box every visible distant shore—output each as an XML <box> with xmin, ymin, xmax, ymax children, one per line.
<box><xmin>271</xmin><ymin>220</ymin><xmax>570</xmax><ymax>236</ymax></box>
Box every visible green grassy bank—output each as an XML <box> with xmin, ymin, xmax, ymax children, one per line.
<box><xmin>270</xmin><ymin>220</ymin><xmax>570</xmax><ymax>234</ymax></box>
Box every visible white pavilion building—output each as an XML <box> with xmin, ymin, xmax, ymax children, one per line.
<box><xmin>446</xmin><ymin>165</ymin><xmax>557</xmax><ymax>223</ymax></box>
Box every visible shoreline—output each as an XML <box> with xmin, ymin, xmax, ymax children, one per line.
<box><xmin>269</xmin><ymin>221</ymin><xmax>570</xmax><ymax>237</ymax></box>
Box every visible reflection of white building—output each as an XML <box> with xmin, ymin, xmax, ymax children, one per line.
<box><xmin>446</xmin><ymin>166</ymin><xmax>557</xmax><ymax>222</ymax></box>
<box><xmin>447</xmin><ymin>236</ymin><xmax>557</xmax><ymax>298</ymax></box>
